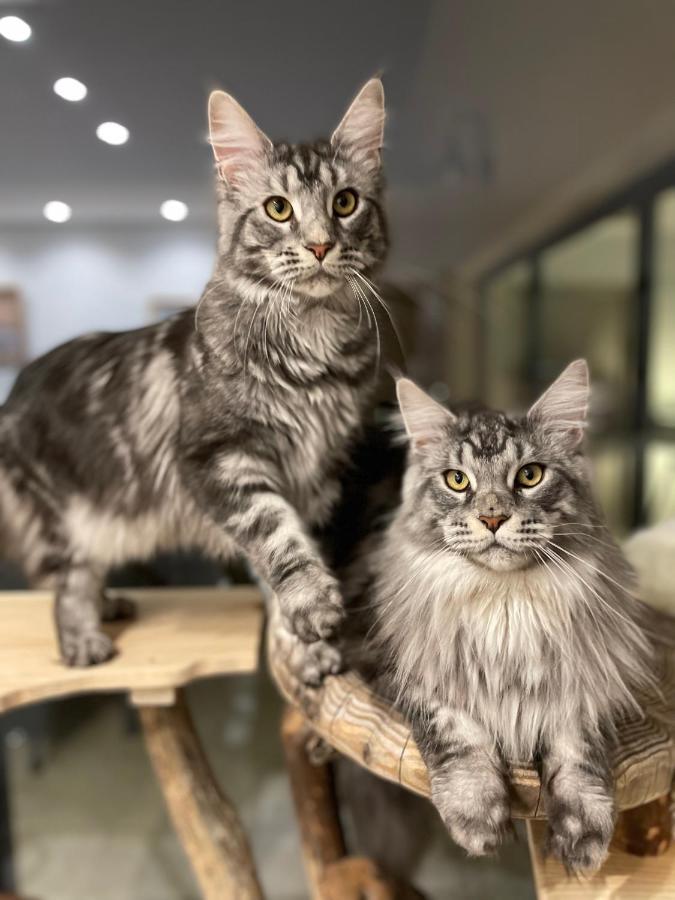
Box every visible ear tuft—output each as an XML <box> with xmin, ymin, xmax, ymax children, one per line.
<box><xmin>528</xmin><ymin>359</ymin><xmax>590</xmax><ymax>447</ymax></box>
<box><xmin>208</xmin><ymin>90</ymin><xmax>272</xmax><ymax>185</ymax></box>
<box><xmin>331</xmin><ymin>78</ymin><xmax>385</xmax><ymax>173</ymax></box>
<box><xmin>396</xmin><ymin>378</ymin><xmax>455</xmax><ymax>451</ymax></box>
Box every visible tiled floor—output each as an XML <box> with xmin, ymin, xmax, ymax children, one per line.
<box><xmin>4</xmin><ymin>672</ymin><xmax>536</xmax><ymax>899</ymax></box>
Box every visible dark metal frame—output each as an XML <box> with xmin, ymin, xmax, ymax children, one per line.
<box><xmin>479</xmin><ymin>157</ymin><xmax>675</xmax><ymax>527</ymax></box>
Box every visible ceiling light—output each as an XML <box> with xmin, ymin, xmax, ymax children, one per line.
<box><xmin>43</xmin><ymin>201</ymin><xmax>72</xmax><ymax>224</ymax></box>
<box><xmin>160</xmin><ymin>200</ymin><xmax>189</xmax><ymax>222</ymax></box>
<box><xmin>0</xmin><ymin>16</ymin><xmax>32</xmax><ymax>42</ymax></box>
<box><xmin>53</xmin><ymin>77</ymin><xmax>87</xmax><ymax>102</ymax></box>
<box><xmin>96</xmin><ymin>122</ymin><xmax>129</xmax><ymax>145</ymax></box>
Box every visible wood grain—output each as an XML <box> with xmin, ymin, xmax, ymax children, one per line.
<box><xmin>527</xmin><ymin>818</ymin><xmax>675</xmax><ymax>899</ymax></box>
<box><xmin>0</xmin><ymin>587</ymin><xmax>263</xmax><ymax>713</ymax></box>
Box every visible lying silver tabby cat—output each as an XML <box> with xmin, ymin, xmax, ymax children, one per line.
<box><xmin>340</xmin><ymin>360</ymin><xmax>673</xmax><ymax>874</ymax></box>
<box><xmin>0</xmin><ymin>78</ymin><xmax>387</xmax><ymax>667</ymax></box>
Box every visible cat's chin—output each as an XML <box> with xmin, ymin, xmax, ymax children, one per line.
<box><xmin>470</xmin><ymin>544</ymin><xmax>534</xmax><ymax>573</ymax></box>
<box><xmin>295</xmin><ymin>272</ymin><xmax>344</xmax><ymax>299</ymax></box>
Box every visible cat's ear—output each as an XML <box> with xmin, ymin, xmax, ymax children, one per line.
<box><xmin>396</xmin><ymin>378</ymin><xmax>455</xmax><ymax>452</ymax></box>
<box><xmin>208</xmin><ymin>90</ymin><xmax>272</xmax><ymax>186</ymax></box>
<box><xmin>331</xmin><ymin>78</ymin><xmax>385</xmax><ymax>173</ymax></box>
<box><xmin>528</xmin><ymin>359</ymin><xmax>589</xmax><ymax>447</ymax></box>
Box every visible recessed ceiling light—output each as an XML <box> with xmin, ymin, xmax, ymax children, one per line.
<box><xmin>96</xmin><ymin>121</ymin><xmax>129</xmax><ymax>145</ymax></box>
<box><xmin>43</xmin><ymin>201</ymin><xmax>72</xmax><ymax>224</ymax></box>
<box><xmin>0</xmin><ymin>15</ymin><xmax>32</xmax><ymax>42</ymax></box>
<box><xmin>53</xmin><ymin>77</ymin><xmax>87</xmax><ymax>102</ymax></box>
<box><xmin>160</xmin><ymin>200</ymin><xmax>189</xmax><ymax>222</ymax></box>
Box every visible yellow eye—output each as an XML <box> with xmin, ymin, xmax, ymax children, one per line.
<box><xmin>264</xmin><ymin>196</ymin><xmax>293</xmax><ymax>222</ymax></box>
<box><xmin>516</xmin><ymin>463</ymin><xmax>544</xmax><ymax>488</ymax></box>
<box><xmin>445</xmin><ymin>469</ymin><xmax>470</xmax><ymax>492</ymax></box>
<box><xmin>333</xmin><ymin>189</ymin><xmax>358</xmax><ymax>217</ymax></box>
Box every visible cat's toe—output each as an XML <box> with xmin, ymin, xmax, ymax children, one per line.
<box><xmin>445</xmin><ymin>802</ymin><xmax>512</xmax><ymax>857</ymax></box>
<box><xmin>434</xmin><ymin>775</ymin><xmax>511</xmax><ymax>857</ymax></box>
<box><xmin>547</xmin><ymin>817</ymin><xmax>610</xmax><ymax>875</ymax></box>
<box><xmin>299</xmin><ymin>640</ymin><xmax>343</xmax><ymax>686</ymax></box>
<box><xmin>61</xmin><ymin>631</ymin><xmax>116</xmax><ymax>667</ymax></box>
<box><xmin>284</xmin><ymin>582</ymin><xmax>345</xmax><ymax>643</ymax></box>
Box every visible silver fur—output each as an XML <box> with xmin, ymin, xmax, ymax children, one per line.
<box><xmin>348</xmin><ymin>361</ymin><xmax>669</xmax><ymax>873</ymax></box>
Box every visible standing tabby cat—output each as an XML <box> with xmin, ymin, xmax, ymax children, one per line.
<box><xmin>0</xmin><ymin>78</ymin><xmax>388</xmax><ymax>667</ymax></box>
<box><xmin>343</xmin><ymin>361</ymin><xmax>671</xmax><ymax>874</ymax></box>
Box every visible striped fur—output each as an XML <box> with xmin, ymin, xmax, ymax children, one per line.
<box><xmin>0</xmin><ymin>80</ymin><xmax>388</xmax><ymax>668</ymax></box>
<box><xmin>343</xmin><ymin>362</ymin><xmax>672</xmax><ymax>873</ymax></box>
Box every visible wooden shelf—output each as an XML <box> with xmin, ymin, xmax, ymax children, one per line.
<box><xmin>0</xmin><ymin>586</ymin><xmax>264</xmax><ymax>713</ymax></box>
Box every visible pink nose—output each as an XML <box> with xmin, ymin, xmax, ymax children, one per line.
<box><xmin>305</xmin><ymin>242</ymin><xmax>333</xmax><ymax>262</ymax></box>
<box><xmin>478</xmin><ymin>514</ymin><xmax>509</xmax><ymax>533</ymax></box>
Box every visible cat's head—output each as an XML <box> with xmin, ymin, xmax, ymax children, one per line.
<box><xmin>396</xmin><ymin>361</ymin><xmax>595</xmax><ymax>572</ymax></box>
<box><xmin>207</xmin><ymin>79</ymin><xmax>387</xmax><ymax>300</ymax></box>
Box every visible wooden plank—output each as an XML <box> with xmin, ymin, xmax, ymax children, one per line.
<box><xmin>0</xmin><ymin>587</ymin><xmax>263</xmax><ymax>713</ymax></box>
<box><xmin>527</xmin><ymin>818</ymin><xmax>675</xmax><ymax>899</ymax></box>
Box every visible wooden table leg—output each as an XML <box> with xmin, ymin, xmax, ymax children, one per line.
<box><xmin>137</xmin><ymin>690</ymin><xmax>262</xmax><ymax>900</ymax></box>
<box><xmin>281</xmin><ymin>706</ymin><xmax>424</xmax><ymax>900</ymax></box>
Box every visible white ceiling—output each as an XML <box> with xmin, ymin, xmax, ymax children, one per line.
<box><xmin>3</xmin><ymin>0</ymin><xmax>675</xmax><ymax>275</ymax></box>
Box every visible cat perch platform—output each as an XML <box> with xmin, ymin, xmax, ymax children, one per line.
<box><xmin>268</xmin><ymin>618</ymin><xmax>675</xmax><ymax>898</ymax></box>
<box><xmin>0</xmin><ymin>587</ymin><xmax>265</xmax><ymax>900</ymax></box>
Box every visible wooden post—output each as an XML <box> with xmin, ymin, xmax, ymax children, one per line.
<box><xmin>280</xmin><ymin>705</ymin><xmax>346</xmax><ymax>896</ymax></box>
<box><xmin>138</xmin><ymin>691</ymin><xmax>263</xmax><ymax>900</ymax></box>
<box><xmin>280</xmin><ymin>706</ymin><xmax>424</xmax><ymax>900</ymax></box>
<box><xmin>613</xmin><ymin>793</ymin><xmax>672</xmax><ymax>856</ymax></box>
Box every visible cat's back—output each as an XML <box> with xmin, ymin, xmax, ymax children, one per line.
<box><xmin>5</xmin><ymin>310</ymin><xmax>194</xmax><ymax>414</ymax></box>
<box><xmin>0</xmin><ymin>310</ymin><xmax>196</xmax><ymax>505</ymax></box>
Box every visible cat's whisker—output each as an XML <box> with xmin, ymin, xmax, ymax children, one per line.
<box><xmin>548</xmin><ymin>541</ymin><xmax>639</xmax><ymax>602</ymax></box>
<box><xmin>540</xmin><ymin>545</ymin><xmax>650</xmax><ymax>704</ymax></box>
<box><xmin>346</xmin><ymin>275</ymin><xmax>369</xmax><ymax>332</ymax></box>
<box><xmin>347</xmin><ymin>274</ymin><xmax>380</xmax><ymax>371</ymax></box>
<box><xmin>349</xmin><ymin>268</ymin><xmax>405</xmax><ymax>356</ymax></box>
<box><xmin>543</xmin><ymin>544</ymin><xmax>640</xmax><ymax>633</ymax></box>
<box><xmin>234</xmin><ymin>274</ymin><xmax>279</xmax><ymax>366</ymax></box>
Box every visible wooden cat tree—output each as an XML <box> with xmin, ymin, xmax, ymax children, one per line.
<box><xmin>0</xmin><ymin>584</ymin><xmax>672</xmax><ymax>899</ymax></box>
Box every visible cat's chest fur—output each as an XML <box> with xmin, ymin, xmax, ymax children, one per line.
<box><xmin>371</xmin><ymin>538</ymin><xmax>605</xmax><ymax>760</ymax></box>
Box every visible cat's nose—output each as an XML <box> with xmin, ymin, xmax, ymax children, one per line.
<box><xmin>478</xmin><ymin>514</ymin><xmax>509</xmax><ymax>533</ymax></box>
<box><xmin>305</xmin><ymin>242</ymin><xmax>334</xmax><ymax>262</ymax></box>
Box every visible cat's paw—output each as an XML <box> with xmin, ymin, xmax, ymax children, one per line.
<box><xmin>279</xmin><ymin>569</ymin><xmax>345</xmax><ymax>643</ymax></box>
<box><xmin>294</xmin><ymin>639</ymin><xmax>343</xmax><ymax>687</ymax></box>
<box><xmin>60</xmin><ymin>630</ymin><xmax>116</xmax><ymax>667</ymax></box>
<box><xmin>432</xmin><ymin>765</ymin><xmax>511</xmax><ymax>856</ymax></box>
<box><xmin>546</xmin><ymin>795</ymin><xmax>614</xmax><ymax>874</ymax></box>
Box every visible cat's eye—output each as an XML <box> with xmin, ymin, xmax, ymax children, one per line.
<box><xmin>515</xmin><ymin>463</ymin><xmax>544</xmax><ymax>488</ymax></box>
<box><xmin>444</xmin><ymin>469</ymin><xmax>470</xmax><ymax>492</ymax></box>
<box><xmin>265</xmin><ymin>196</ymin><xmax>293</xmax><ymax>222</ymax></box>
<box><xmin>333</xmin><ymin>189</ymin><xmax>358</xmax><ymax>218</ymax></box>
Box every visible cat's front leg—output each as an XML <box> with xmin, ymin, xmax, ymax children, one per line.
<box><xmin>54</xmin><ymin>563</ymin><xmax>116</xmax><ymax>667</ymax></box>
<box><xmin>541</xmin><ymin>728</ymin><xmax>615</xmax><ymax>874</ymax></box>
<box><xmin>414</xmin><ymin>703</ymin><xmax>511</xmax><ymax>856</ymax></box>
<box><xmin>185</xmin><ymin>454</ymin><xmax>345</xmax><ymax>647</ymax></box>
